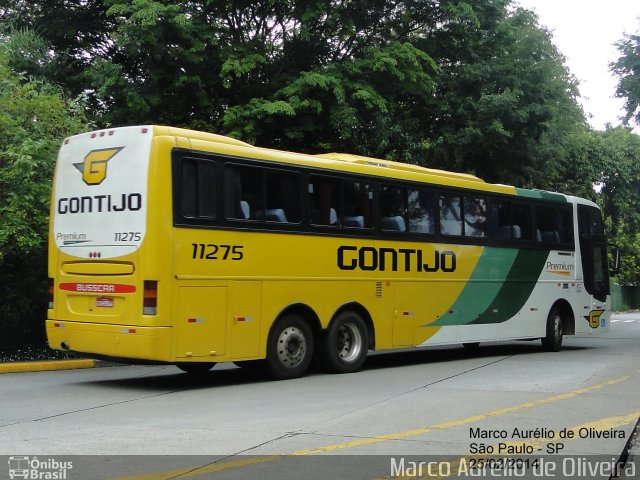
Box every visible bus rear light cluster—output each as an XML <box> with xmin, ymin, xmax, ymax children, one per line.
<box><xmin>48</xmin><ymin>278</ymin><xmax>54</xmax><ymax>309</ymax></box>
<box><xmin>89</xmin><ymin>252</ymin><xmax>102</xmax><ymax>258</ymax></box>
<box><xmin>143</xmin><ymin>280</ymin><xmax>158</xmax><ymax>315</ymax></box>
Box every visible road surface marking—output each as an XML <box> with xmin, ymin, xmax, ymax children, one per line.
<box><xmin>380</xmin><ymin>409</ymin><xmax>640</xmax><ymax>479</ymax></box>
<box><xmin>108</xmin><ymin>374</ymin><xmax>632</xmax><ymax>480</ymax></box>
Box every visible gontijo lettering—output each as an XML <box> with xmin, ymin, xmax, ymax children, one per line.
<box><xmin>337</xmin><ymin>245</ymin><xmax>456</xmax><ymax>272</ymax></box>
<box><xmin>57</xmin><ymin>193</ymin><xmax>142</xmax><ymax>214</ymax></box>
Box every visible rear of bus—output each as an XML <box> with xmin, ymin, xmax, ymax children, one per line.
<box><xmin>46</xmin><ymin>126</ymin><xmax>171</xmax><ymax>362</ymax></box>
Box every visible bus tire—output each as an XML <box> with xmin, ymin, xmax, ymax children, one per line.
<box><xmin>320</xmin><ymin>311</ymin><xmax>369</xmax><ymax>374</ymax></box>
<box><xmin>541</xmin><ymin>307</ymin><xmax>563</xmax><ymax>352</ymax></box>
<box><xmin>176</xmin><ymin>362</ymin><xmax>216</xmax><ymax>374</ymax></box>
<box><xmin>266</xmin><ymin>313</ymin><xmax>314</xmax><ymax>380</ymax></box>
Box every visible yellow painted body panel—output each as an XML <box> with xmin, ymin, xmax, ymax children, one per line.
<box><xmin>62</xmin><ymin>261</ymin><xmax>135</xmax><ymax>275</ymax></box>
<box><xmin>46</xmin><ymin>320</ymin><xmax>173</xmax><ymax>362</ymax></box>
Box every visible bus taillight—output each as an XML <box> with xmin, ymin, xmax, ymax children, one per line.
<box><xmin>143</xmin><ymin>281</ymin><xmax>158</xmax><ymax>315</ymax></box>
<box><xmin>48</xmin><ymin>278</ymin><xmax>54</xmax><ymax>309</ymax></box>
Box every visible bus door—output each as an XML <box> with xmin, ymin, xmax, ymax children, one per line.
<box><xmin>578</xmin><ymin>205</ymin><xmax>610</xmax><ymax>318</ymax></box>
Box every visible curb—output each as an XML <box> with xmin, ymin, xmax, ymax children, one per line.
<box><xmin>0</xmin><ymin>359</ymin><xmax>96</xmax><ymax>374</ymax></box>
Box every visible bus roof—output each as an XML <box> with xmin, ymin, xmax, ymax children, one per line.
<box><xmin>150</xmin><ymin>126</ymin><xmax>513</xmax><ymax>194</ymax></box>
<box><xmin>83</xmin><ymin>125</ymin><xmax>573</xmax><ymax>198</ymax></box>
<box><xmin>153</xmin><ymin>125</ymin><xmax>253</xmax><ymax>148</ymax></box>
<box><xmin>314</xmin><ymin>153</ymin><xmax>485</xmax><ymax>184</ymax></box>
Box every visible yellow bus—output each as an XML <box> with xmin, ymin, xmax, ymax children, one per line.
<box><xmin>47</xmin><ymin>125</ymin><xmax>612</xmax><ymax>379</ymax></box>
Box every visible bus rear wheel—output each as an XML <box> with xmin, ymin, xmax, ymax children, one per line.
<box><xmin>541</xmin><ymin>307</ymin><xmax>563</xmax><ymax>352</ymax></box>
<box><xmin>319</xmin><ymin>311</ymin><xmax>369</xmax><ymax>373</ymax></box>
<box><xmin>176</xmin><ymin>362</ymin><xmax>216</xmax><ymax>374</ymax></box>
<box><xmin>266</xmin><ymin>314</ymin><xmax>314</xmax><ymax>380</ymax></box>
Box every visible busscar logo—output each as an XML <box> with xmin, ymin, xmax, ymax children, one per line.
<box><xmin>73</xmin><ymin>147</ymin><xmax>123</xmax><ymax>185</ymax></box>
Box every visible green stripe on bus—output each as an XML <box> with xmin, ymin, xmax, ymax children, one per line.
<box><xmin>428</xmin><ymin>248</ymin><xmax>548</xmax><ymax>327</ymax></box>
<box><xmin>515</xmin><ymin>188</ymin><xmax>567</xmax><ymax>202</ymax></box>
<box><xmin>469</xmin><ymin>249</ymin><xmax>549</xmax><ymax>324</ymax></box>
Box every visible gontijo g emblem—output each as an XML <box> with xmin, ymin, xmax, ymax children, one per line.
<box><xmin>73</xmin><ymin>147</ymin><xmax>123</xmax><ymax>185</ymax></box>
<box><xmin>585</xmin><ymin>309</ymin><xmax>606</xmax><ymax>329</ymax></box>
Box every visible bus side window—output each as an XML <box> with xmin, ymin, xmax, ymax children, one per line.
<box><xmin>380</xmin><ymin>185</ymin><xmax>407</xmax><ymax>232</ymax></box>
<box><xmin>408</xmin><ymin>188</ymin><xmax>435</xmax><ymax>234</ymax></box>
<box><xmin>463</xmin><ymin>196</ymin><xmax>487</xmax><ymax>238</ymax></box>
<box><xmin>492</xmin><ymin>200</ymin><xmax>513</xmax><ymax>240</ymax></box>
<box><xmin>440</xmin><ymin>194</ymin><xmax>462</xmax><ymax>236</ymax></box>
<box><xmin>181</xmin><ymin>158</ymin><xmax>215</xmax><ymax>219</ymax></box>
<box><xmin>309</xmin><ymin>176</ymin><xmax>340</xmax><ymax>226</ymax></box>
<box><xmin>343</xmin><ymin>181</ymin><xmax>373</xmax><ymax>228</ymax></box>
<box><xmin>557</xmin><ymin>207</ymin><xmax>574</xmax><ymax>244</ymax></box>
<box><xmin>224</xmin><ymin>165</ymin><xmax>262</xmax><ymax>221</ymax></box>
<box><xmin>513</xmin><ymin>204</ymin><xmax>533</xmax><ymax>240</ymax></box>
<box><xmin>265</xmin><ymin>170</ymin><xmax>300</xmax><ymax>223</ymax></box>
<box><xmin>536</xmin><ymin>205</ymin><xmax>560</xmax><ymax>244</ymax></box>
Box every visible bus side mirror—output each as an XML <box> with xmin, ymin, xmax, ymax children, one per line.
<box><xmin>610</xmin><ymin>246</ymin><xmax>621</xmax><ymax>276</ymax></box>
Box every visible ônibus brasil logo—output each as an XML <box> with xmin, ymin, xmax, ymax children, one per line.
<box><xmin>73</xmin><ymin>147</ymin><xmax>123</xmax><ymax>186</ymax></box>
<box><xmin>8</xmin><ymin>456</ymin><xmax>73</xmax><ymax>479</ymax></box>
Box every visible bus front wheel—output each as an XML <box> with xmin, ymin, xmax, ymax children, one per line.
<box><xmin>319</xmin><ymin>311</ymin><xmax>369</xmax><ymax>373</ymax></box>
<box><xmin>541</xmin><ymin>307</ymin><xmax>563</xmax><ymax>352</ymax></box>
<box><xmin>266</xmin><ymin>313</ymin><xmax>314</xmax><ymax>380</ymax></box>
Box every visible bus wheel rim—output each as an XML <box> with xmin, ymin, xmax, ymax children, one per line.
<box><xmin>277</xmin><ymin>327</ymin><xmax>306</xmax><ymax>368</ymax></box>
<box><xmin>553</xmin><ymin>314</ymin><xmax>562</xmax><ymax>339</ymax></box>
<box><xmin>336</xmin><ymin>322</ymin><xmax>363</xmax><ymax>363</ymax></box>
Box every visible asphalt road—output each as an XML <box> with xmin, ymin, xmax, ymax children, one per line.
<box><xmin>2</xmin><ymin>313</ymin><xmax>640</xmax><ymax>480</ymax></box>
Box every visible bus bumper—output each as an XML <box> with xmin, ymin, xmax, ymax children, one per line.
<box><xmin>46</xmin><ymin>320</ymin><xmax>173</xmax><ymax>362</ymax></box>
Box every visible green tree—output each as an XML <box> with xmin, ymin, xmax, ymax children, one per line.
<box><xmin>422</xmin><ymin>2</ymin><xmax>585</xmax><ymax>187</ymax></box>
<box><xmin>81</xmin><ymin>0</ymin><xmax>585</xmax><ymax>187</ymax></box>
<box><xmin>596</xmin><ymin>127</ymin><xmax>640</xmax><ymax>284</ymax></box>
<box><xmin>0</xmin><ymin>0</ymin><xmax>113</xmax><ymax>98</ymax></box>
<box><xmin>561</xmin><ymin>126</ymin><xmax>640</xmax><ymax>283</ymax></box>
<box><xmin>85</xmin><ymin>0</ymin><xmax>444</xmax><ymax>160</ymax></box>
<box><xmin>0</xmin><ymin>31</ymin><xmax>89</xmax><ymax>352</ymax></box>
<box><xmin>611</xmin><ymin>25</ymin><xmax>640</xmax><ymax>126</ymax></box>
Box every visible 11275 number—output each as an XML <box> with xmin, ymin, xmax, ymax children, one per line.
<box><xmin>191</xmin><ymin>243</ymin><xmax>244</xmax><ymax>260</ymax></box>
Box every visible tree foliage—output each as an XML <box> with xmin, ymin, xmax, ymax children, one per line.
<box><xmin>0</xmin><ymin>32</ymin><xmax>89</xmax><ymax>347</ymax></box>
<box><xmin>596</xmin><ymin>127</ymin><xmax>640</xmax><ymax>284</ymax></box>
<box><xmin>612</xmin><ymin>24</ymin><xmax>640</xmax><ymax>126</ymax></box>
<box><xmin>423</xmin><ymin>4</ymin><xmax>585</xmax><ymax>187</ymax></box>
<box><xmin>52</xmin><ymin>0</ymin><xmax>580</xmax><ymax>190</ymax></box>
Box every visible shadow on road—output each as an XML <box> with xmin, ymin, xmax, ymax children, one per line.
<box><xmin>75</xmin><ymin>339</ymin><xmax>599</xmax><ymax>392</ymax></box>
